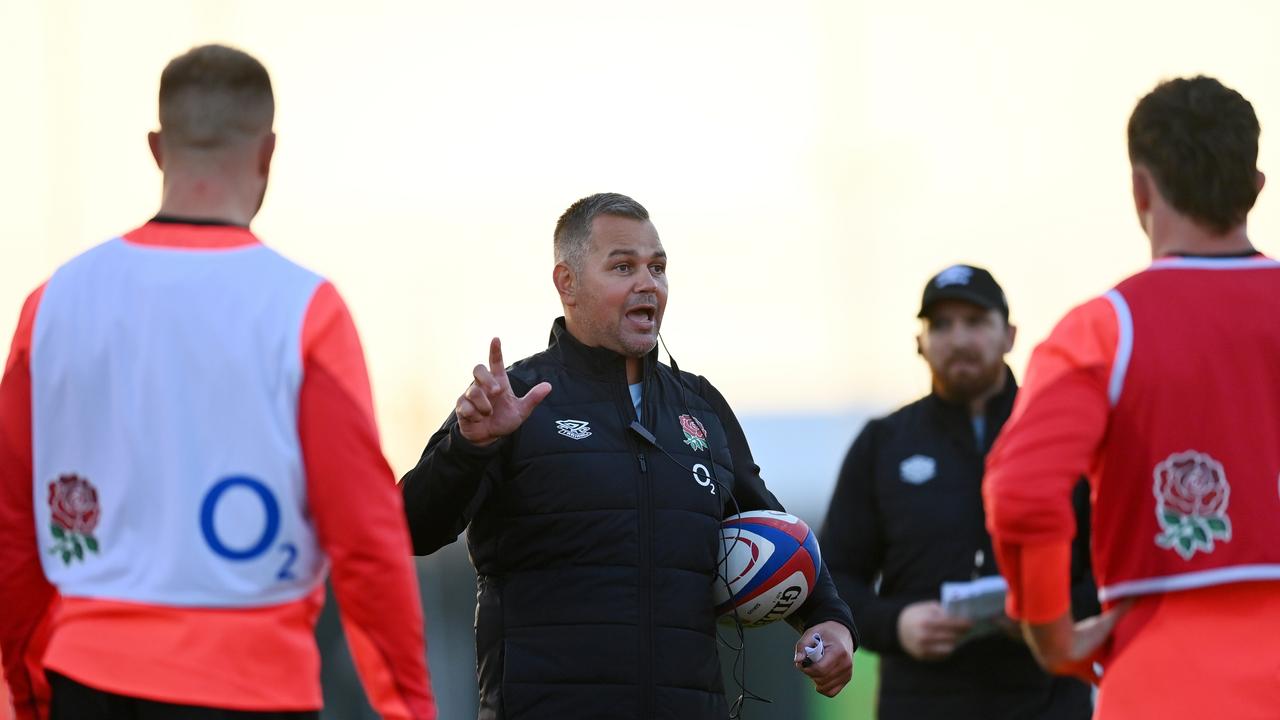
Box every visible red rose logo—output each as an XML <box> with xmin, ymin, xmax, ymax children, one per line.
<box><xmin>680</xmin><ymin>415</ymin><xmax>706</xmax><ymax>439</ymax></box>
<box><xmin>47</xmin><ymin>474</ymin><xmax>101</xmax><ymax>565</ymax></box>
<box><xmin>1152</xmin><ymin>451</ymin><xmax>1231</xmax><ymax>560</ymax></box>
<box><xmin>49</xmin><ymin>474</ymin><xmax>100</xmax><ymax>534</ymax></box>
<box><xmin>678</xmin><ymin>414</ymin><xmax>709</xmax><ymax>452</ymax></box>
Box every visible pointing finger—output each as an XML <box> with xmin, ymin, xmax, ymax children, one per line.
<box><xmin>489</xmin><ymin>337</ymin><xmax>510</xmax><ymax>390</ymax></box>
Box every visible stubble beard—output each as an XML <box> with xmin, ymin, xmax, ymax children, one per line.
<box><xmin>615</xmin><ymin>318</ymin><xmax>659</xmax><ymax>357</ymax></box>
<box><xmin>573</xmin><ymin>307</ymin><xmax>658</xmax><ymax>358</ymax></box>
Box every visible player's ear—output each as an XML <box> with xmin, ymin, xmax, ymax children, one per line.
<box><xmin>148</xmin><ymin>131</ymin><xmax>164</xmax><ymax>170</ymax></box>
<box><xmin>1131</xmin><ymin>165</ymin><xmax>1153</xmax><ymax>216</ymax></box>
<box><xmin>257</xmin><ymin>132</ymin><xmax>276</xmax><ymax>177</ymax></box>
<box><xmin>553</xmin><ymin>262</ymin><xmax>576</xmax><ymax>306</ymax></box>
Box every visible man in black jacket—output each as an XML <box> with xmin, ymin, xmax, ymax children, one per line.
<box><xmin>400</xmin><ymin>193</ymin><xmax>856</xmax><ymax>719</ymax></box>
<box><xmin>819</xmin><ymin>265</ymin><xmax>1097</xmax><ymax>719</ymax></box>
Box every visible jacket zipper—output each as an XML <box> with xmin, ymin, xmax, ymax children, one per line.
<box><xmin>634</xmin><ymin>376</ymin><xmax>655</xmax><ymax>719</ymax></box>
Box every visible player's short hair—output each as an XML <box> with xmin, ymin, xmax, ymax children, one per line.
<box><xmin>1128</xmin><ymin>76</ymin><xmax>1261</xmax><ymax>234</ymax></box>
<box><xmin>554</xmin><ymin>193</ymin><xmax>651</xmax><ymax>271</ymax></box>
<box><xmin>159</xmin><ymin>44</ymin><xmax>274</xmax><ymax>149</ymax></box>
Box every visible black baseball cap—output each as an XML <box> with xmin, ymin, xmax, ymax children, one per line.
<box><xmin>918</xmin><ymin>264</ymin><xmax>1009</xmax><ymax>319</ymax></box>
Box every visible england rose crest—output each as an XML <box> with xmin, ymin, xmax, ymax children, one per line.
<box><xmin>48</xmin><ymin>474</ymin><xmax>101</xmax><ymax>565</ymax></box>
<box><xmin>679</xmin><ymin>414</ymin><xmax>709</xmax><ymax>452</ymax></box>
<box><xmin>1152</xmin><ymin>451</ymin><xmax>1232</xmax><ymax>560</ymax></box>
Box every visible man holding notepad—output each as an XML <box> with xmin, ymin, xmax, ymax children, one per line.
<box><xmin>820</xmin><ymin>266</ymin><xmax>1097</xmax><ymax>719</ymax></box>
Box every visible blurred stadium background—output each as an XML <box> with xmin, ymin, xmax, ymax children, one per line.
<box><xmin>4</xmin><ymin>1</ymin><xmax>1280</xmax><ymax>718</ymax></box>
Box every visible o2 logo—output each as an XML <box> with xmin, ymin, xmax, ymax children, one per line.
<box><xmin>199</xmin><ymin>476</ymin><xmax>298</xmax><ymax>581</ymax></box>
<box><xmin>691</xmin><ymin>463</ymin><xmax>716</xmax><ymax>495</ymax></box>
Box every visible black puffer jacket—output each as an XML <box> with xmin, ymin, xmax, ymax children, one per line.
<box><xmin>819</xmin><ymin>369</ymin><xmax>1097</xmax><ymax>720</ymax></box>
<box><xmin>401</xmin><ymin>319</ymin><xmax>855</xmax><ymax>720</ymax></box>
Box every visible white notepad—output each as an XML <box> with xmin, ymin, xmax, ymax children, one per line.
<box><xmin>940</xmin><ymin>575</ymin><xmax>1008</xmax><ymax>621</ymax></box>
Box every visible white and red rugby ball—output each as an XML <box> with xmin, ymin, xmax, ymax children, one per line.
<box><xmin>713</xmin><ymin>510</ymin><xmax>821</xmax><ymax>627</ymax></box>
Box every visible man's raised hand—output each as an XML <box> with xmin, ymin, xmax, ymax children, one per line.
<box><xmin>455</xmin><ymin>338</ymin><xmax>552</xmax><ymax>446</ymax></box>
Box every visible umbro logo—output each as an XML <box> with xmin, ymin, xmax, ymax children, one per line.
<box><xmin>556</xmin><ymin>419</ymin><xmax>592</xmax><ymax>440</ymax></box>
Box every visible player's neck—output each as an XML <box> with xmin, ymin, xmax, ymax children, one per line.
<box><xmin>157</xmin><ymin>173</ymin><xmax>258</xmax><ymax>227</ymax></box>
<box><xmin>1149</xmin><ymin>214</ymin><xmax>1254</xmax><ymax>258</ymax></box>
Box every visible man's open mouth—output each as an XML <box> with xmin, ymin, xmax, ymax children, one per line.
<box><xmin>626</xmin><ymin>306</ymin><xmax>656</xmax><ymax>328</ymax></box>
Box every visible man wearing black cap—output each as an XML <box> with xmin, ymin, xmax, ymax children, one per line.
<box><xmin>818</xmin><ymin>265</ymin><xmax>1097</xmax><ymax>719</ymax></box>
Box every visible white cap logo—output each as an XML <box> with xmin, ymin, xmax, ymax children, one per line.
<box><xmin>934</xmin><ymin>265</ymin><xmax>973</xmax><ymax>288</ymax></box>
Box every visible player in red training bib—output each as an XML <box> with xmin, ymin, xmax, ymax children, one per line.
<box><xmin>984</xmin><ymin>75</ymin><xmax>1280</xmax><ymax>719</ymax></box>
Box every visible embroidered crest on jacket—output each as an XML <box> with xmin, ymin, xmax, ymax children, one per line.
<box><xmin>679</xmin><ymin>414</ymin><xmax>709</xmax><ymax>451</ymax></box>
<box><xmin>556</xmin><ymin>419</ymin><xmax>592</xmax><ymax>440</ymax></box>
<box><xmin>899</xmin><ymin>455</ymin><xmax>937</xmax><ymax>485</ymax></box>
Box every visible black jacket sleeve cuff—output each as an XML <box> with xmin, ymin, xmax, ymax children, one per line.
<box><xmin>789</xmin><ymin>565</ymin><xmax>859</xmax><ymax>650</ymax></box>
<box><xmin>443</xmin><ymin>423</ymin><xmax>506</xmax><ymax>458</ymax></box>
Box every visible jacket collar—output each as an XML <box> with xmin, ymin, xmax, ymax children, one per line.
<box><xmin>547</xmin><ymin>317</ymin><xmax>659</xmax><ymax>381</ymax></box>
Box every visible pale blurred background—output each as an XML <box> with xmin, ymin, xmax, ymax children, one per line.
<box><xmin>3</xmin><ymin>1</ymin><xmax>1279</xmax><ymax>718</ymax></box>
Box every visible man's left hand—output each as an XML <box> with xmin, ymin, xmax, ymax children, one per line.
<box><xmin>793</xmin><ymin>621</ymin><xmax>854</xmax><ymax>697</ymax></box>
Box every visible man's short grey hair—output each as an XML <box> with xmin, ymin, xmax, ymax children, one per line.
<box><xmin>554</xmin><ymin>193</ymin><xmax>650</xmax><ymax>271</ymax></box>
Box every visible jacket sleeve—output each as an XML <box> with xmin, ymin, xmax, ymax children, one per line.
<box><xmin>297</xmin><ymin>282</ymin><xmax>436</xmax><ymax>720</ymax></box>
<box><xmin>0</xmin><ymin>285</ymin><xmax>55</xmax><ymax>720</ymax></box>
<box><xmin>818</xmin><ymin>420</ymin><xmax>912</xmax><ymax>655</ymax></box>
<box><xmin>695</xmin><ymin>376</ymin><xmax>858</xmax><ymax>645</ymax></box>
<box><xmin>399</xmin><ymin>410</ymin><xmax>506</xmax><ymax>556</ymax></box>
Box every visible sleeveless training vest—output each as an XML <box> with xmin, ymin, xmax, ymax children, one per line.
<box><xmin>32</xmin><ymin>238</ymin><xmax>327</xmax><ymax>607</ymax></box>
<box><xmin>1093</xmin><ymin>256</ymin><xmax>1280</xmax><ymax>601</ymax></box>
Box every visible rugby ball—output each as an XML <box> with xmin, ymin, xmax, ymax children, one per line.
<box><xmin>713</xmin><ymin>510</ymin><xmax>821</xmax><ymax>627</ymax></box>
